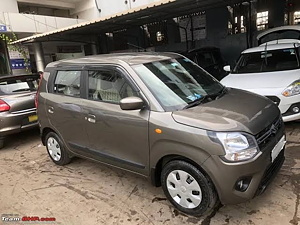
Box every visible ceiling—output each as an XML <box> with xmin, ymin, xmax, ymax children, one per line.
<box><xmin>14</xmin><ymin>0</ymin><xmax>244</xmax><ymax>44</ymax></box>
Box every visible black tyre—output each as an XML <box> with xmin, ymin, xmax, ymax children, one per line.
<box><xmin>45</xmin><ymin>132</ymin><xmax>71</xmax><ymax>165</ymax></box>
<box><xmin>161</xmin><ymin>160</ymin><xmax>218</xmax><ymax>217</ymax></box>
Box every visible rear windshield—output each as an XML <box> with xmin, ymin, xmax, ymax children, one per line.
<box><xmin>0</xmin><ymin>76</ymin><xmax>39</xmax><ymax>94</ymax></box>
<box><xmin>233</xmin><ymin>47</ymin><xmax>300</xmax><ymax>74</ymax></box>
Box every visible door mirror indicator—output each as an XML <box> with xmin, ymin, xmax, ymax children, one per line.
<box><xmin>120</xmin><ymin>97</ymin><xmax>144</xmax><ymax>110</ymax></box>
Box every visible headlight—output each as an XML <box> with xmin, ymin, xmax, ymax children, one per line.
<box><xmin>282</xmin><ymin>80</ymin><xmax>300</xmax><ymax>97</ymax></box>
<box><xmin>208</xmin><ymin>132</ymin><xmax>259</xmax><ymax>162</ymax></box>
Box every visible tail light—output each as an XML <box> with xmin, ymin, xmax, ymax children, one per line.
<box><xmin>0</xmin><ymin>99</ymin><xmax>10</xmax><ymax>112</ymax></box>
<box><xmin>35</xmin><ymin>72</ymin><xmax>43</xmax><ymax>108</ymax></box>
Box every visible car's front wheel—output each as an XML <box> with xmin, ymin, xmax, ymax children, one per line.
<box><xmin>161</xmin><ymin>160</ymin><xmax>218</xmax><ymax>216</ymax></box>
<box><xmin>45</xmin><ymin>132</ymin><xmax>71</xmax><ymax>165</ymax></box>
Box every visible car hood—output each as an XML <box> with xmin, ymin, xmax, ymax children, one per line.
<box><xmin>172</xmin><ymin>88</ymin><xmax>280</xmax><ymax>135</ymax></box>
<box><xmin>221</xmin><ymin>69</ymin><xmax>300</xmax><ymax>89</ymax></box>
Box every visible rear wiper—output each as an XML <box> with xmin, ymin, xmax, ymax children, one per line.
<box><xmin>183</xmin><ymin>95</ymin><xmax>210</xmax><ymax>109</ymax></box>
<box><xmin>12</xmin><ymin>88</ymin><xmax>32</xmax><ymax>92</ymax></box>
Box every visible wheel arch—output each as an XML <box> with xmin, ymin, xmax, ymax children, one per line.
<box><xmin>151</xmin><ymin>154</ymin><xmax>213</xmax><ymax>188</ymax></box>
<box><xmin>41</xmin><ymin>127</ymin><xmax>55</xmax><ymax>146</ymax></box>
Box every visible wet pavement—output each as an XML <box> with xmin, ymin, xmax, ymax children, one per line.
<box><xmin>0</xmin><ymin>123</ymin><xmax>299</xmax><ymax>225</ymax></box>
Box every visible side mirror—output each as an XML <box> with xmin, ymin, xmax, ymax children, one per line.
<box><xmin>120</xmin><ymin>97</ymin><xmax>144</xmax><ymax>110</ymax></box>
<box><xmin>223</xmin><ymin>65</ymin><xmax>231</xmax><ymax>72</ymax></box>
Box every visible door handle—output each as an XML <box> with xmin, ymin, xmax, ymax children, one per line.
<box><xmin>86</xmin><ymin>114</ymin><xmax>96</xmax><ymax>123</ymax></box>
<box><xmin>48</xmin><ymin>106</ymin><xmax>54</xmax><ymax>114</ymax></box>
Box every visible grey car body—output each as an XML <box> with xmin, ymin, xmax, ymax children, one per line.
<box><xmin>37</xmin><ymin>52</ymin><xmax>285</xmax><ymax>216</ymax></box>
<box><xmin>0</xmin><ymin>74</ymin><xmax>39</xmax><ymax>148</ymax></box>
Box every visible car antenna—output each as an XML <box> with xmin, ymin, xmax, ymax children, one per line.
<box><xmin>127</xmin><ymin>43</ymin><xmax>147</xmax><ymax>52</ymax></box>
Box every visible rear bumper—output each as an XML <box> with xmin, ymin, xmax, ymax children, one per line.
<box><xmin>0</xmin><ymin>109</ymin><xmax>38</xmax><ymax>137</ymax></box>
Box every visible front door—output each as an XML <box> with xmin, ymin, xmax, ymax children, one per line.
<box><xmin>81</xmin><ymin>67</ymin><xmax>150</xmax><ymax>175</ymax></box>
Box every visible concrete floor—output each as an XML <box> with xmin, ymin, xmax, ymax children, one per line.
<box><xmin>0</xmin><ymin>123</ymin><xmax>299</xmax><ymax>225</ymax></box>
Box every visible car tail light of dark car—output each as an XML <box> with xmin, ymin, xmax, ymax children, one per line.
<box><xmin>35</xmin><ymin>72</ymin><xmax>43</xmax><ymax>108</ymax></box>
<box><xmin>0</xmin><ymin>99</ymin><xmax>10</xmax><ymax>112</ymax></box>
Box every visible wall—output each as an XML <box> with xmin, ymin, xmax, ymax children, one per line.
<box><xmin>154</xmin><ymin>6</ymin><xmax>248</xmax><ymax>65</ymax></box>
<box><xmin>0</xmin><ymin>0</ymin><xmax>19</xmax><ymax>13</ymax></box>
<box><xmin>70</xmin><ymin>0</ymin><xmax>100</xmax><ymax>20</ymax></box>
<box><xmin>0</xmin><ymin>12</ymin><xmax>85</xmax><ymax>33</ymax></box>
<box><xmin>154</xmin><ymin>2</ymin><xmax>287</xmax><ymax>66</ymax></box>
<box><xmin>71</xmin><ymin>0</ymin><xmax>164</xmax><ymax>20</ymax></box>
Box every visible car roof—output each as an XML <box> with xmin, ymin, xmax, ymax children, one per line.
<box><xmin>47</xmin><ymin>52</ymin><xmax>181</xmax><ymax>68</ymax></box>
<box><xmin>242</xmin><ymin>43</ymin><xmax>300</xmax><ymax>54</ymax></box>
<box><xmin>257</xmin><ymin>25</ymin><xmax>300</xmax><ymax>41</ymax></box>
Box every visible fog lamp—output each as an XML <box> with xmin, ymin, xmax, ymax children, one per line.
<box><xmin>292</xmin><ymin>106</ymin><xmax>300</xmax><ymax>113</ymax></box>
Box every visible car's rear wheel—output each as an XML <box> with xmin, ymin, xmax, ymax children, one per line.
<box><xmin>45</xmin><ymin>132</ymin><xmax>71</xmax><ymax>165</ymax></box>
<box><xmin>161</xmin><ymin>160</ymin><xmax>218</xmax><ymax>217</ymax></box>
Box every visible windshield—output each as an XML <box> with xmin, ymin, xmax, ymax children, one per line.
<box><xmin>0</xmin><ymin>76</ymin><xmax>39</xmax><ymax>94</ymax></box>
<box><xmin>233</xmin><ymin>47</ymin><xmax>300</xmax><ymax>74</ymax></box>
<box><xmin>133</xmin><ymin>57</ymin><xmax>224</xmax><ymax>111</ymax></box>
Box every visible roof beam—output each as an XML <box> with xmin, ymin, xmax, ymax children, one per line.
<box><xmin>17</xmin><ymin>0</ymin><xmax>76</xmax><ymax>9</ymax></box>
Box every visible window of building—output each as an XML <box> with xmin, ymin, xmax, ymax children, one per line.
<box><xmin>147</xmin><ymin>21</ymin><xmax>168</xmax><ymax>46</ymax></box>
<box><xmin>18</xmin><ymin>4</ymin><xmax>70</xmax><ymax>18</ymax></box>
<box><xmin>54</xmin><ymin>71</ymin><xmax>81</xmax><ymax>97</ymax></box>
<box><xmin>88</xmin><ymin>70</ymin><xmax>137</xmax><ymax>103</ymax></box>
<box><xmin>294</xmin><ymin>11</ymin><xmax>300</xmax><ymax>24</ymax></box>
<box><xmin>156</xmin><ymin>31</ymin><xmax>164</xmax><ymax>42</ymax></box>
<box><xmin>256</xmin><ymin>11</ymin><xmax>269</xmax><ymax>31</ymax></box>
<box><xmin>227</xmin><ymin>5</ymin><xmax>247</xmax><ymax>35</ymax></box>
<box><xmin>178</xmin><ymin>12</ymin><xmax>206</xmax><ymax>41</ymax></box>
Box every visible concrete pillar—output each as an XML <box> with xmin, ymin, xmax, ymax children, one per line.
<box><xmin>33</xmin><ymin>42</ymin><xmax>45</xmax><ymax>72</ymax></box>
<box><xmin>269</xmin><ymin>0</ymin><xmax>285</xmax><ymax>27</ymax></box>
<box><xmin>91</xmin><ymin>43</ymin><xmax>97</xmax><ymax>55</ymax></box>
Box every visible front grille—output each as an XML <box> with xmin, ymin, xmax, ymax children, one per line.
<box><xmin>265</xmin><ymin>96</ymin><xmax>281</xmax><ymax>105</ymax></box>
<box><xmin>255</xmin><ymin>116</ymin><xmax>283</xmax><ymax>150</ymax></box>
<box><xmin>255</xmin><ymin>150</ymin><xmax>285</xmax><ymax>196</ymax></box>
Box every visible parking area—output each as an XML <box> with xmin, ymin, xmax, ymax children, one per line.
<box><xmin>0</xmin><ymin>123</ymin><xmax>299</xmax><ymax>225</ymax></box>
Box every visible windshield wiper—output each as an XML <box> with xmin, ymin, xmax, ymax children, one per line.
<box><xmin>215</xmin><ymin>86</ymin><xmax>228</xmax><ymax>99</ymax></box>
<box><xmin>183</xmin><ymin>95</ymin><xmax>210</xmax><ymax>109</ymax></box>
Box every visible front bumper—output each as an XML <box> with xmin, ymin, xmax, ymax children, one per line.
<box><xmin>202</xmin><ymin>128</ymin><xmax>285</xmax><ymax>205</ymax></box>
<box><xmin>276</xmin><ymin>95</ymin><xmax>300</xmax><ymax>122</ymax></box>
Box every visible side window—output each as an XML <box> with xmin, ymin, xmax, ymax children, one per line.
<box><xmin>54</xmin><ymin>71</ymin><xmax>81</xmax><ymax>97</ymax></box>
<box><xmin>88</xmin><ymin>69</ymin><xmax>137</xmax><ymax>103</ymax></box>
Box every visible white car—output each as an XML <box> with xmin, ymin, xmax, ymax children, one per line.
<box><xmin>221</xmin><ymin>25</ymin><xmax>300</xmax><ymax>122</ymax></box>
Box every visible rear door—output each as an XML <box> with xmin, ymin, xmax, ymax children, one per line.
<box><xmin>45</xmin><ymin>69</ymin><xmax>88</xmax><ymax>153</ymax></box>
<box><xmin>80</xmin><ymin>66</ymin><xmax>150</xmax><ymax>175</ymax></box>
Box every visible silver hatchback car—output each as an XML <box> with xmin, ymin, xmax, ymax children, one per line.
<box><xmin>0</xmin><ymin>74</ymin><xmax>39</xmax><ymax>148</ymax></box>
<box><xmin>37</xmin><ymin>53</ymin><xmax>285</xmax><ymax>216</ymax></box>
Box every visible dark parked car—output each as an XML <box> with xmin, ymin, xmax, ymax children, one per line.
<box><xmin>0</xmin><ymin>74</ymin><xmax>39</xmax><ymax>148</ymax></box>
<box><xmin>182</xmin><ymin>47</ymin><xmax>227</xmax><ymax>80</ymax></box>
<box><xmin>37</xmin><ymin>53</ymin><xmax>285</xmax><ymax>216</ymax></box>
